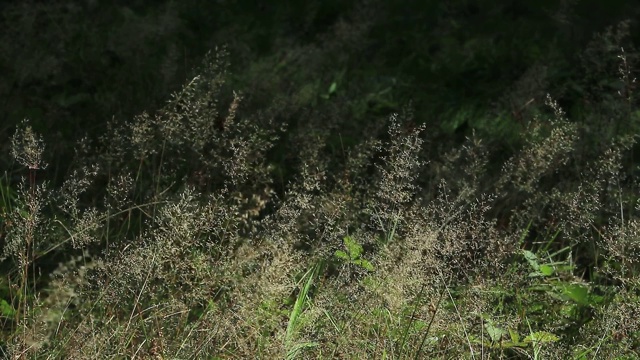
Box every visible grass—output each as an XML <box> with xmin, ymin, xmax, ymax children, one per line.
<box><xmin>2</xmin><ymin>2</ymin><xmax>640</xmax><ymax>359</ymax></box>
<box><xmin>2</xmin><ymin>85</ymin><xmax>637</xmax><ymax>358</ymax></box>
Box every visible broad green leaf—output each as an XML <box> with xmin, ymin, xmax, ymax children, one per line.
<box><xmin>485</xmin><ymin>322</ymin><xmax>506</xmax><ymax>342</ymax></box>
<box><xmin>560</xmin><ymin>284</ymin><xmax>589</xmax><ymax>306</ymax></box>
<box><xmin>539</xmin><ymin>264</ymin><xmax>554</xmax><ymax>276</ymax></box>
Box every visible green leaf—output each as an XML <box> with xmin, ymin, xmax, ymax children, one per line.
<box><xmin>287</xmin><ymin>264</ymin><xmax>320</xmax><ymax>342</ymax></box>
<box><xmin>334</xmin><ymin>250</ymin><xmax>349</xmax><ymax>261</ymax></box>
<box><xmin>522</xmin><ymin>250</ymin><xmax>540</xmax><ymax>271</ymax></box>
<box><xmin>353</xmin><ymin>259</ymin><xmax>375</xmax><ymax>271</ymax></box>
<box><xmin>328</xmin><ymin>82</ymin><xmax>337</xmax><ymax>94</ymax></box>
<box><xmin>524</xmin><ymin>331</ymin><xmax>558</xmax><ymax>343</ymax></box>
<box><xmin>509</xmin><ymin>328</ymin><xmax>520</xmax><ymax>344</ymax></box>
<box><xmin>485</xmin><ymin>321</ymin><xmax>506</xmax><ymax>342</ymax></box>
<box><xmin>0</xmin><ymin>299</ymin><xmax>15</xmax><ymax>317</ymax></box>
<box><xmin>560</xmin><ymin>284</ymin><xmax>589</xmax><ymax>306</ymax></box>
<box><xmin>539</xmin><ymin>264</ymin><xmax>554</xmax><ymax>276</ymax></box>
<box><xmin>343</xmin><ymin>236</ymin><xmax>363</xmax><ymax>259</ymax></box>
<box><xmin>587</xmin><ymin>293</ymin><xmax>605</xmax><ymax>305</ymax></box>
<box><xmin>500</xmin><ymin>341</ymin><xmax>527</xmax><ymax>349</ymax></box>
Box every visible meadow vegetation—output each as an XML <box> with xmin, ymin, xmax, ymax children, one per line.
<box><xmin>1</xmin><ymin>1</ymin><xmax>640</xmax><ymax>359</ymax></box>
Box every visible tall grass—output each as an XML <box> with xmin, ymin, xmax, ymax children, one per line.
<box><xmin>1</xmin><ymin>15</ymin><xmax>640</xmax><ymax>360</ymax></box>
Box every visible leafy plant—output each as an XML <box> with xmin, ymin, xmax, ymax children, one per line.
<box><xmin>334</xmin><ymin>236</ymin><xmax>374</xmax><ymax>271</ymax></box>
<box><xmin>471</xmin><ymin>315</ymin><xmax>559</xmax><ymax>351</ymax></box>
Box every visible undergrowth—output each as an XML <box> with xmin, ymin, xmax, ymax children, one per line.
<box><xmin>1</xmin><ymin>8</ymin><xmax>640</xmax><ymax>360</ymax></box>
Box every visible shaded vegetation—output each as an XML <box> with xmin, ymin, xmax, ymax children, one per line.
<box><xmin>1</xmin><ymin>0</ymin><xmax>640</xmax><ymax>358</ymax></box>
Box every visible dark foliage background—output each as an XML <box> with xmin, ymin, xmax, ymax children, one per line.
<box><xmin>2</xmin><ymin>0</ymin><xmax>639</xmax><ymax>183</ymax></box>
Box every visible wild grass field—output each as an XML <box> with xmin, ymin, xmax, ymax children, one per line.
<box><xmin>1</xmin><ymin>1</ymin><xmax>640</xmax><ymax>359</ymax></box>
